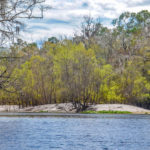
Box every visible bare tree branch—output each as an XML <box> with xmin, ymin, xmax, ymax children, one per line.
<box><xmin>0</xmin><ymin>0</ymin><xmax>48</xmax><ymax>45</ymax></box>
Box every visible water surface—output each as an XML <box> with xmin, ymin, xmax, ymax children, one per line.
<box><xmin>0</xmin><ymin>113</ymin><xmax>150</xmax><ymax>150</ymax></box>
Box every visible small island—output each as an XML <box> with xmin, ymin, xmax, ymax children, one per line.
<box><xmin>0</xmin><ymin>1</ymin><xmax>150</xmax><ymax>150</ymax></box>
<box><xmin>1</xmin><ymin>10</ymin><xmax>150</xmax><ymax>116</ymax></box>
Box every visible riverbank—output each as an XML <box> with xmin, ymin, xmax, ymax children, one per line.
<box><xmin>0</xmin><ymin>103</ymin><xmax>150</xmax><ymax>114</ymax></box>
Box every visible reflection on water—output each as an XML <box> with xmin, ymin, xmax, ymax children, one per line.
<box><xmin>0</xmin><ymin>114</ymin><xmax>150</xmax><ymax>150</ymax></box>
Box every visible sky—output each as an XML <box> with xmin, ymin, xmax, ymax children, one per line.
<box><xmin>21</xmin><ymin>0</ymin><xmax>150</xmax><ymax>43</ymax></box>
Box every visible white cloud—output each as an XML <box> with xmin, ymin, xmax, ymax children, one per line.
<box><xmin>20</xmin><ymin>0</ymin><xmax>150</xmax><ymax>43</ymax></box>
<box><xmin>21</xmin><ymin>24</ymin><xmax>76</xmax><ymax>43</ymax></box>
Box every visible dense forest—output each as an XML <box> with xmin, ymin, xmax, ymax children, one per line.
<box><xmin>1</xmin><ymin>10</ymin><xmax>150</xmax><ymax>111</ymax></box>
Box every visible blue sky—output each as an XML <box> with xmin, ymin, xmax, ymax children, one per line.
<box><xmin>21</xmin><ymin>0</ymin><xmax>150</xmax><ymax>43</ymax></box>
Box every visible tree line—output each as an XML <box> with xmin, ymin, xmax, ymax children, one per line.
<box><xmin>1</xmin><ymin>10</ymin><xmax>150</xmax><ymax>111</ymax></box>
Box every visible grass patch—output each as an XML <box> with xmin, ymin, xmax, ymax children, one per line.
<box><xmin>81</xmin><ymin>110</ymin><xmax>131</xmax><ymax>114</ymax></box>
<box><xmin>39</xmin><ymin>110</ymin><xmax>48</xmax><ymax>113</ymax></box>
<box><xmin>145</xmin><ymin>112</ymin><xmax>149</xmax><ymax>114</ymax></box>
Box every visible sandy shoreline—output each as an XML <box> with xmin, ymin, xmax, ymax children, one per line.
<box><xmin>0</xmin><ymin>103</ymin><xmax>150</xmax><ymax>114</ymax></box>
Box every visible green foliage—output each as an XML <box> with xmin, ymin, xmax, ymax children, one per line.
<box><xmin>81</xmin><ymin>110</ymin><xmax>131</xmax><ymax>114</ymax></box>
<box><xmin>48</xmin><ymin>37</ymin><xmax>59</xmax><ymax>44</ymax></box>
<box><xmin>112</xmin><ymin>10</ymin><xmax>150</xmax><ymax>34</ymax></box>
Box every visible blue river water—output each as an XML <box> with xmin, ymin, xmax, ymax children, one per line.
<box><xmin>0</xmin><ymin>113</ymin><xmax>150</xmax><ymax>150</ymax></box>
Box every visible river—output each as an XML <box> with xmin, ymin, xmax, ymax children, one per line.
<box><xmin>0</xmin><ymin>113</ymin><xmax>150</xmax><ymax>150</ymax></box>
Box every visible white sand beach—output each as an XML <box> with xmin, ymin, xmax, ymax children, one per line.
<box><xmin>0</xmin><ymin>103</ymin><xmax>150</xmax><ymax>114</ymax></box>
